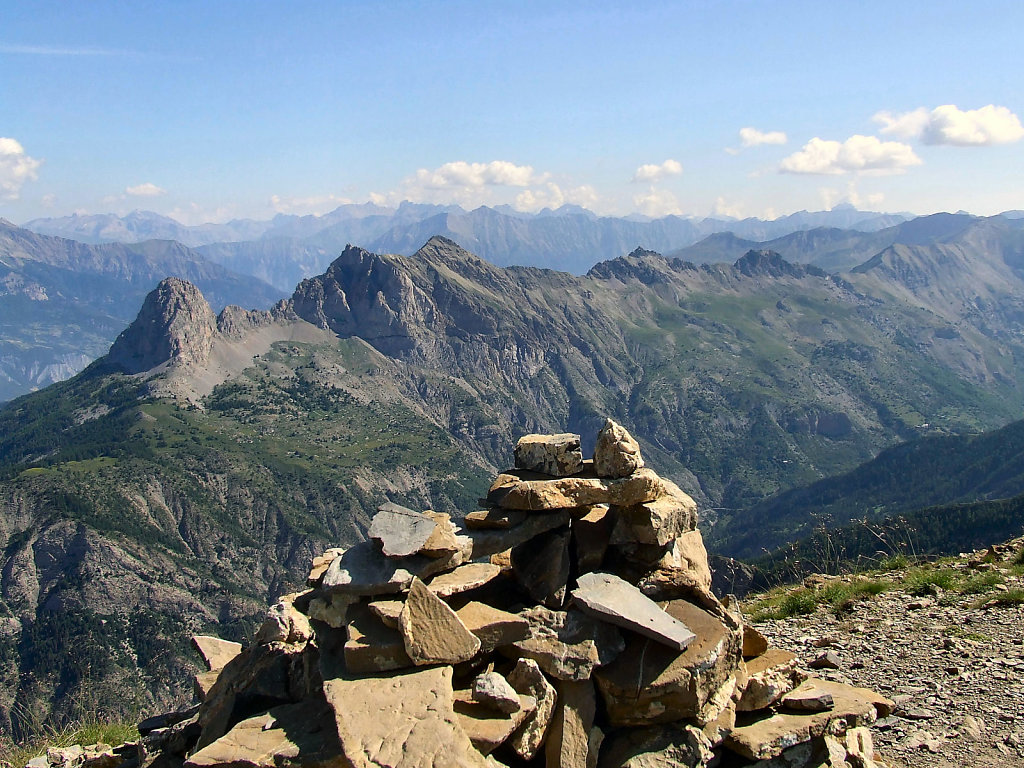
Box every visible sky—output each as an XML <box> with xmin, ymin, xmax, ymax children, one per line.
<box><xmin>2</xmin><ymin>0</ymin><xmax>1023</xmax><ymax>225</ymax></box>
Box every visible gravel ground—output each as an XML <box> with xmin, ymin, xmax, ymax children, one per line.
<box><xmin>751</xmin><ymin>559</ymin><xmax>1024</xmax><ymax>768</ymax></box>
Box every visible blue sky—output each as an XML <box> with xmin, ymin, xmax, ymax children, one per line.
<box><xmin>2</xmin><ymin>0</ymin><xmax>1023</xmax><ymax>224</ymax></box>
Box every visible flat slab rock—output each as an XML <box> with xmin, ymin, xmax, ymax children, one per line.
<box><xmin>726</xmin><ymin>679</ymin><xmax>895</xmax><ymax>761</ymax></box>
<box><xmin>456</xmin><ymin>601</ymin><xmax>530</xmax><ymax>654</ymax></box>
<box><xmin>594</xmin><ymin>599</ymin><xmax>742</xmax><ymax>726</ymax></box>
<box><xmin>487</xmin><ymin>463</ymin><xmax>664</xmax><ymax>512</ymax></box>
<box><xmin>185</xmin><ymin>700</ymin><xmax>338</xmax><ymax>768</ymax></box>
<box><xmin>453</xmin><ymin>690</ymin><xmax>537</xmax><ymax>755</ymax></box>
<box><xmin>323</xmin><ymin>665</ymin><xmax>489</xmax><ymax>768</ymax></box>
<box><xmin>571</xmin><ymin>571</ymin><xmax>695</xmax><ymax>651</ymax></box>
<box><xmin>399</xmin><ymin>577</ymin><xmax>480</xmax><ymax>665</ymax></box>
<box><xmin>321</xmin><ymin>540</ymin><xmax>463</xmax><ymax>596</ymax></box>
<box><xmin>191</xmin><ymin>635</ymin><xmax>242</xmax><ymax>673</ymax></box>
<box><xmin>427</xmin><ymin>562</ymin><xmax>501</xmax><ymax>598</ymax></box>
<box><xmin>369</xmin><ymin>503</ymin><xmax>439</xmax><ymax>558</ymax></box>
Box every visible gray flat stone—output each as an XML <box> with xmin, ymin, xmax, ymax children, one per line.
<box><xmin>572</xmin><ymin>572</ymin><xmax>696</xmax><ymax>651</ymax></box>
<box><xmin>369</xmin><ymin>502</ymin><xmax>438</xmax><ymax>558</ymax></box>
<box><xmin>321</xmin><ymin>539</ymin><xmax>463</xmax><ymax>596</ymax></box>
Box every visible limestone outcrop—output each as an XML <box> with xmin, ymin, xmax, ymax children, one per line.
<box><xmin>36</xmin><ymin>423</ymin><xmax>894</xmax><ymax>768</ymax></box>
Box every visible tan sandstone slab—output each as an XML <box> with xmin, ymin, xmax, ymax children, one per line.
<box><xmin>191</xmin><ymin>636</ymin><xmax>242</xmax><ymax>673</ymax></box>
<box><xmin>399</xmin><ymin>577</ymin><xmax>481</xmax><ymax>665</ymax></box>
<box><xmin>545</xmin><ymin>679</ymin><xmax>602</xmax><ymax>768</ymax></box>
<box><xmin>453</xmin><ymin>690</ymin><xmax>536</xmax><ymax>755</ymax></box>
<box><xmin>427</xmin><ymin>562</ymin><xmax>502</xmax><ymax>598</ymax></box>
<box><xmin>487</xmin><ymin>463</ymin><xmax>663</xmax><ymax>512</ymax></box>
<box><xmin>610</xmin><ymin>480</ymin><xmax>697</xmax><ymax>548</ymax></box>
<box><xmin>367</xmin><ymin>599</ymin><xmax>404</xmax><ymax>629</ymax></box>
<box><xmin>594</xmin><ymin>419</ymin><xmax>644</xmax><ymax>479</ymax></box>
<box><xmin>571</xmin><ymin>572</ymin><xmax>695</xmax><ymax>651</ymax></box>
<box><xmin>457</xmin><ymin>601</ymin><xmax>531</xmax><ymax>653</ymax></box>
<box><xmin>737</xmin><ymin>648</ymin><xmax>800</xmax><ymax>712</ymax></box>
<box><xmin>594</xmin><ymin>599</ymin><xmax>741</xmax><ymax>726</ymax></box>
<box><xmin>509</xmin><ymin>606</ymin><xmax>624</xmax><ymax>681</ymax></box>
<box><xmin>726</xmin><ymin>679</ymin><xmax>895</xmax><ymax>761</ymax></box>
<box><xmin>463</xmin><ymin>507</ymin><xmax>528</xmax><ymax>530</ymax></box>
<box><xmin>596</xmin><ymin>722</ymin><xmax>713</xmax><ymax>768</ymax></box>
<box><xmin>307</xmin><ymin>548</ymin><xmax>345</xmax><ymax>586</ymax></box>
<box><xmin>322</xmin><ymin>540</ymin><xmax>464</xmax><ymax>596</ymax></box>
<box><xmin>345</xmin><ymin>603</ymin><xmax>412</xmax><ymax>674</ymax></box>
<box><xmin>323</xmin><ymin>665</ymin><xmax>489</xmax><ymax>768</ymax></box>
<box><xmin>185</xmin><ymin>699</ymin><xmax>339</xmax><ymax>768</ymax></box>
<box><xmin>743</xmin><ymin>625</ymin><xmax>771</xmax><ymax>659</ymax></box>
<box><xmin>465</xmin><ymin>510</ymin><xmax>572</xmax><ymax>559</ymax></box>
<box><xmin>506</xmin><ymin>658</ymin><xmax>558</xmax><ymax>761</ymax></box>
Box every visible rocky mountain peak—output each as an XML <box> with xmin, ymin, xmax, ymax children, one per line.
<box><xmin>733</xmin><ymin>249</ymin><xmax>814</xmax><ymax>279</ymax></box>
<box><xmin>107</xmin><ymin>277</ymin><xmax>217</xmax><ymax>373</ymax></box>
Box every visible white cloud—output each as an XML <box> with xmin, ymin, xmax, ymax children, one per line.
<box><xmin>125</xmin><ymin>182</ymin><xmax>167</xmax><ymax>197</ymax></box>
<box><xmin>165</xmin><ymin>202</ymin><xmax>235</xmax><ymax>226</ymax></box>
<box><xmin>819</xmin><ymin>180</ymin><xmax>885</xmax><ymax>210</ymax></box>
<box><xmin>373</xmin><ymin>160</ymin><xmax>563</xmax><ymax>210</ymax></box>
<box><xmin>0</xmin><ymin>137</ymin><xmax>42</xmax><ymax>201</ymax></box>
<box><xmin>711</xmin><ymin>196</ymin><xmax>744</xmax><ymax>219</ymax></box>
<box><xmin>269</xmin><ymin>193</ymin><xmax>353</xmax><ymax>215</ymax></box>
<box><xmin>40</xmin><ymin>192</ymin><xmax>56</xmax><ymax>208</ymax></box>
<box><xmin>633</xmin><ymin>187</ymin><xmax>682</xmax><ymax>218</ymax></box>
<box><xmin>779</xmin><ymin>135</ymin><xmax>921</xmax><ymax>176</ymax></box>
<box><xmin>740</xmin><ymin>127</ymin><xmax>787</xmax><ymax>147</ymax></box>
<box><xmin>874</xmin><ymin>104</ymin><xmax>1024</xmax><ymax>146</ymax></box>
<box><xmin>414</xmin><ymin>160</ymin><xmax>541</xmax><ymax>189</ymax></box>
<box><xmin>514</xmin><ymin>182</ymin><xmax>599</xmax><ymax>212</ymax></box>
<box><xmin>632</xmin><ymin>159</ymin><xmax>683</xmax><ymax>183</ymax></box>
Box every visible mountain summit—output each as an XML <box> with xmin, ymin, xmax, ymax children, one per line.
<box><xmin>108</xmin><ymin>277</ymin><xmax>217</xmax><ymax>373</ymax></box>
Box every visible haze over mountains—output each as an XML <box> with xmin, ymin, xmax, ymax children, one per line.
<box><xmin>0</xmin><ymin>220</ymin><xmax>284</xmax><ymax>402</ymax></box>
<box><xmin>25</xmin><ymin>203</ymin><xmax>913</xmax><ymax>290</ymax></box>
<box><xmin>7</xmin><ymin>205</ymin><xmax>1024</xmax><ymax>406</ymax></box>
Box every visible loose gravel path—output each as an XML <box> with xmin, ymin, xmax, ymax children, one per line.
<box><xmin>752</xmin><ymin>563</ymin><xmax>1024</xmax><ymax>768</ymax></box>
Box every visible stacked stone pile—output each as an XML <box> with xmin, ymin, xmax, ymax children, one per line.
<box><xmin>34</xmin><ymin>420</ymin><xmax>895</xmax><ymax>768</ymax></box>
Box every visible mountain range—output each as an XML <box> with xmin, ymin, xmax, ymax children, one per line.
<box><xmin>0</xmin><ymin>220</ymin><xmax>284</xmax><ymax>402</ymax></box>
<box><xmin>25</xmin><ymin>203</ymin><xmax>913</xmax><ymax>291</ymax></box>
<box><xmin>7</xmin><ymin>226</ymin><xmax>1024</xmax><ymax>731</ymax></box>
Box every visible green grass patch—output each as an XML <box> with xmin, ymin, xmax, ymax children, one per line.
<box><xmin>748</xmin><ymin>577</ymin><xmax>890</xmax><ymax>621</ymax></box>
<box><xmin>959</xmin><ymin>572</ymin><xmax>1005</xmax><ymax>595</ymax></box>
<box><xmin>903</xmin><ymin>567</ymin><xmax>960</xmax><ymax>596</ymax></box>
<box><xmin>975</xmin><ymin>588</ymin><xmax>1024</xmax><ymax>608</ymax></box>
<box><xmin>1</xmin><ymin>717</ymin><xmax>138</xmax><ymax>768</ymax></box>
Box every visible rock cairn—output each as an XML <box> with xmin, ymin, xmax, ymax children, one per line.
<box><xmin>43</xmin><ymin>420</ymin><xmax>896</xmax><ymax>768</ymax></box>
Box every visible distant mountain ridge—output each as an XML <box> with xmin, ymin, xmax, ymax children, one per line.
<box><xmin>0</xmin><ymin>220</ymin><xmax>284</xmax><ymax>401</ymax></box>
<box><xmin>24</xmin><ymin>203</ymin><xmax>915</xmax><ymax>290</ymax></box>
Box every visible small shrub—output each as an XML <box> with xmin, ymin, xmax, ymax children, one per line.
<box><xmin>879</xmin><ymin>553</ymin><xmax>910</xmax><ymax>571</ymax></box>
<box><xmin>904</xmin><ymin>567</ymin><xmax>959</xmax><ymax>596</ymax></box>
<box><xmin>959</xmin><ymin>572</ymin><xmax>1005</xmax><ymax>595</ymax></box>
<box><xmin>978</xmin><ymin>588</ymin><xmax>1024</xmax><ymax>608</ymax></box>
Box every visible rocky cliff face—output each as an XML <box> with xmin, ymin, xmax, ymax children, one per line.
<box><xmin>108</xmin><ymin>278</ymin><xmax>218</xmax><ymax>373</ymax></box>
